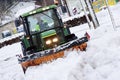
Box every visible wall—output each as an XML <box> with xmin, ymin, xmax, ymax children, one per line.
<box><xmin>65</xmin><ymin>0</ymin><xmax>84</xmax><ymax>16</ymax></box>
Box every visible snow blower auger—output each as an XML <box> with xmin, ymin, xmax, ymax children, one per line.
<box><xmin>17</xmin><ymin>5</ymin><xmax>90</xmax><ymax>73</ymax></box>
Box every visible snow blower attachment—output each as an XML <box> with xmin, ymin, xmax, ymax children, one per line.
<box><xmin>18</xmin><ymin>5</ymin><xmax>90</xmax><ymax>72</ymax></box>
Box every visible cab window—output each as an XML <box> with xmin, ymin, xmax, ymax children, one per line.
<box><xmin>27</xmin><ymin>9</ymin><xmax>60</xmax><ymax>33</ymax></box>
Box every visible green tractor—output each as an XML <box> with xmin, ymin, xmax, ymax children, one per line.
<box><xmin>18</xmin><ymin>5</ymin><xmax>89</xmax><ymax>72</ymax></box>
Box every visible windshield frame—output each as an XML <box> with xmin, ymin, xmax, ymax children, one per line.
<box><xmin>26</xmin><ymin>9</ymin><xmax>62</xmax><ymax>34</ymax></box>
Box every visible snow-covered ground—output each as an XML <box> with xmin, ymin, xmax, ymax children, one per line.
<box><xmin>0</xmin><ymin>43</ymin><xmax>24</xmax><ymax>80</ymax></box>
<box><xmin>0</xmin><ymin>2</ymin><xmax>120</xmax><ymax>80</ymax></box>
<box><xmin>0</xmin><ymin>32</ymin><xmax>24</xmax><ymax>43</ymax></box>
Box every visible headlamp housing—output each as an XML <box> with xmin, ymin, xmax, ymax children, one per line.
<box><xmin>46</xmin><ymin>40</ymin><xmax>52</xmax><ymax>45</ymax></box>
<box><xmin>52</xmin><ymin>38</ymin><xmax>58</xmax><ymax>42</ymax></box>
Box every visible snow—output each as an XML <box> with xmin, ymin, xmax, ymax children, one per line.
<box><xmin>0</xmin><ymin>2</ymin><xmax>36</xmax><ymax>26</ymax></box>
<box><xmin>15</xmin><ymin>6</ymin><xmax>35</xmax><ymax>18</ymax></box>
<box><xmin>0</xmin><ymin>32</ymin><xmax>24</xmax><ymax>43</ymax></box>
<box><xmin>1</xmin><ymin>2</ymin><xmax>120</xmax><ymax>80</ymax></box>
<box><xmin>1</xmin><ymin>20</ymin><xmax>12</xmax><ymax>26</ymax></box>
<box><xmin>0</xmin><ymin>42</ymin><xmax>24</xmax><ymax>80</ymax></box>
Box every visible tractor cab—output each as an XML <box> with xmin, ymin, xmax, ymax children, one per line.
<box><xmin>20</xmin><ymin>5</ymin><xmax>76</xmax><ymax>56</ymax></box>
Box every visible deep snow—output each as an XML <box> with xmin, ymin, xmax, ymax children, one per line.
<box><xmin>0</xmin><ymin>2</ymin><xmax>120</xmax><ymax>80</ymax></box>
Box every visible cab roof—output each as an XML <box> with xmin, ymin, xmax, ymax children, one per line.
<box><xmin>21</xmin><ymin>5</ymin><xmax>57</xmax><ymax>17</ymax></box>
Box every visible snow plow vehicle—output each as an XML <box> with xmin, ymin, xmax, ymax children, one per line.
<box><xmin>18</xmin><ymin>5</ymin><xmax>89</xmax><ymax>72</ymax></box>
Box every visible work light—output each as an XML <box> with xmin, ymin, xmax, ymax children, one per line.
<box><xmin>53</xmin><ymin>38</ymin><xmax>58</xmax><ymax>42</ymax></box>
<box><xmin>46</xmin><ymin>40</ymin><xmax>52</xmax><ymax>45</ymax></box>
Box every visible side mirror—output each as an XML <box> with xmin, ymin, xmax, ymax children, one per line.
<box><xmin>14</xmin><ymin>19</ymin><xmax>21</xmax><ymax>27</ymax></box>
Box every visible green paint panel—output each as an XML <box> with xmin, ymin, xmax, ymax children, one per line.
<box><xmin>115</xmin><ymin>0</ymin><xmax>119</xmax><ymax>2</ymax></box>
<box><xmin>41</xmin><ymin>30</ymin><xmax>56</xmax><ymax>38</ymax></box>
<box><xmin>22</xmin><ymin>37</ymin><xmax>30</xmax><ymax>49</ymax></box>
<box><xmin>63</xmin><ymin>28</ymin><xmax>69</xmax><ymax>36</ymax></box>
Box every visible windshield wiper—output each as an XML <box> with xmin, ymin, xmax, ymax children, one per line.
<box><xmin>41</xmin><ymin>12</ymin><xmax>55</xmax><ymax>20</ymax></box>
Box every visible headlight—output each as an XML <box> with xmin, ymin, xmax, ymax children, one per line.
<box><xmin>53</xmin><ymin>38</ymin><xmax>58</xmax><ymax>42</ymax></box>
<box><xmin>46</xmin><ymin>40</ymin><xmax>52</xmax><ymax>45</ymax></box>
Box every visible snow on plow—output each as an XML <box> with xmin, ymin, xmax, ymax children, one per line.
<box><xmin>18</xmin><ymin>37</ymin><xmax>88</xmax><ymax>72</ymax></box>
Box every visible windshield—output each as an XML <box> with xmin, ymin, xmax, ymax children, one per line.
<box><xmin>27</xmin><ymin>9</ymin><xmax>60</xmax><ymax>33</ymax></box>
